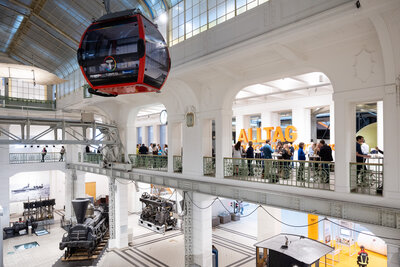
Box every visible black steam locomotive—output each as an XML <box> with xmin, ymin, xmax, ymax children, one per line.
<box><xmin>59</xmin><ymin>197</ymin><xmax>108</xmax><ymax>258</ymax></box>
<box><xmin>139</xmin><ymin>192</ymin><xmax>177</xmax><ymax>233</ymax></box>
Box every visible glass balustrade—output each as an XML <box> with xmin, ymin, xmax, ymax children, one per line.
<box><xmin>9</xmin><ymin>152</ymin><xmax>64</xmax><ymax>164</ymax></box>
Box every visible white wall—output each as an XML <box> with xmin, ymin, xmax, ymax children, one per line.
<box><xmin>9</xmin><ymin>170</ymin><xmax>66</xmax><ymax>215</ymax></box>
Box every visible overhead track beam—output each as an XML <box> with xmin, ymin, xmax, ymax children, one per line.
<box><xmin>9</xmin><ymin>0</ymin><xmax>79</xmax><ymax>46</ymax></box>
<box><xmin>68</xmin><ymin>163</ymin><xmax>400</xmax><ymax>232</ymax></box>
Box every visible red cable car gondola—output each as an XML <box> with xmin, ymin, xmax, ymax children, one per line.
<box><xmin>77</xmin><ymin>10</ymin><xmax>171</xmax><ymax>97</ymax></box>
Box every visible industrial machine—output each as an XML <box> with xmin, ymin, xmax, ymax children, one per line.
<box><xmin>3</xmin><ymin>217</ymin><xmax>38</xmax><ymax>239</ymax></box>
<box><xmin>78</xmin><ymin>9</ymin><xmax>171</xmax><ymax>97</ymax></box>
<box><xmin>139</xmin><ymin>192</ymin><xmax>177</xmax><ymax>234</ymax></box>
<box><xmin>23</xmin><ymin>198</ymin><xmax>55</xmax><ymax>222</ymax></box>
<box><xmin>59</xmin><ymin>197</ymin><xmax>108</xmax><ymax>259</ymax></box>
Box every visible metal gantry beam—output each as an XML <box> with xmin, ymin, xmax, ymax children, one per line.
<box><xmin>67</xmin><ymin>163</ymin><xmax>400</xmax><ymax>233</ymax></box>
<box><xmin>0</xmin><ymin>116</ymin><xmax>119</xmax><ymax>145</ymax></box>
<box><xmin>184</xmin><ymin>191</ymin><xmax>194</xmax><ymax>267</ymax></box>
<box><xmin>108</xmin><ymin>176</ymin><xmax>116</xmax><ymax>240</ymax></box>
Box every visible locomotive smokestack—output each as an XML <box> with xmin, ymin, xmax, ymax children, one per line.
<box><xmin>72</xmin><ymin>198</ymin><xmax>89</xmax><ymax>224</ymax></box>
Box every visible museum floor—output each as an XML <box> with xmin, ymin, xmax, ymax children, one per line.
<box><xmin>2</xmin><ymin>211</ymin><xmax>387</xmax><ymax>267</ymax></box>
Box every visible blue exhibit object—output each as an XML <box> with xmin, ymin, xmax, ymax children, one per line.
<box><xmin>212</xmin><ymin>245</ymin><xmax>218</xmax><ymax>267</ymax></box>
<box><xmin>14</xmin><ymin>241</ymin><xmax>40</xmax><ymax>251</ymax></box>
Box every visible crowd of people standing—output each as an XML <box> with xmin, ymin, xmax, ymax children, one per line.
<box><xmin>232</xmin><ymin>139</ymin><xmax>333</xmax><ymax>183</ymax></box>
<box><xmin>137</xmin><ymin>143</ymin><xmax>168</xmax><ymax>156</ymax></box>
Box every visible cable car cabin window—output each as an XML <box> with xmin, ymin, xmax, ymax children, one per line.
<box><xmin>142</xmin><ymin>19</ymin><xmax>170</xmax><ymax>89</ymax></box>
<box><xmin>80</xmin><ymin>16</ymin><xmax>141</xmax><ymax>86</ymax></box>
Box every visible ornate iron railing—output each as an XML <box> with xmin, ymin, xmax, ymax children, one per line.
<box><xmin>173</xmin><ymin>155</ymin><xmax>182</xmax><ymax>173</ymax></box>
<box><xmin>83</xmin><ymin>153</ymin><xmax>103</xmax><ymax>164</ymax></box>
<box><xmin>128</xmin><ymin>154</ymin><xmax>168</xmax><ymax>172</ymax></box>
<box><xmin>9</xmin><ymin>152</ymin><xmax>64</xmax><ymax>164</ymax></box>
<box><xmin>223</xmin><ymin>157</ymin><xmax>335</xmax><ymax>191</ymax></box>
<box><xmin>350</xmin><ymin>162</ymin><xmax>383</xmax><ymax>196</ymax></box>
<box><xmin>203</xmin><ymin>157</ymin><xmax>215</xmax><ymax>177</ymax></box>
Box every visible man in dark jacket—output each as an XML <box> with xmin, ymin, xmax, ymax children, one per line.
<box><xmin>139</xmin><ymin>144</ymin><xmax>148</xmax><ymax>154</ymax></box>
<box><xmin>318</xmin><ymin>140</ymin><xmax>333</xmax><ymax>183</ymax></box>
<box><xmin>246</xmin><ymin>141</ymin><xmax>254</xmax><ymax>176</ymax></box>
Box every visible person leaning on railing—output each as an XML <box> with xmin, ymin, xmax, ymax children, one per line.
<box><xmin>356</xmin><ymin>136</ymin><xmax>371</xmax><ymax>184</ymax></box>
<box><xmin>318</xmin><ymin>139</ymin><xmax>333</xmax><ymax>183</ymax></box>
<box><xmin>297</xmin><ymin>142</ymin><xmax>306</xmax><ymax>182</ymax></box>
<box><xmin>261</xmin><ymin>140</ymin><xmax>274</xmax><ymax>179</ymax></box>
<box><xmin>281</xmin><ymin>143</ymin><xmax>292</xmax><ymax>179</ymax></box>
<box><xmin>246</xmin><ymin>141</ymin><xmax>255</xmax><ymax>176</ymax></box>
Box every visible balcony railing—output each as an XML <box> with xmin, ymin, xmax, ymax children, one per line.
<box><xmin>0</xmin><ymin>96</ymin><xmax>56</xmax><ymax>110</ymax></box>
<box><xmin>224</xmin><ymin>157</ymin><xmax>335</xmax><ymax>191</ymax></box>
<box><xmin>173</xmin><ymin>155</ymin><xmax>182</xmax><ymax>173</ymax></box>
<box><xmin>350</xmin><ymin>162</ymin><xmax>383</xmax><ymax>196</ymax></box>
<box><xmin>9</xmin><ymin>152</ymin><xmax>65</xmax><ymax>164</ymax></box>
<box><xmin>83</xmin><ymin>153</ymin><xmax>103</xmax><ymax>164</ymax></box>
<box><xmin>203</xmin><ymin>157</ymin><xmax>215</xmax><ymax>177</ymax></box>
<box><xmin>128</xmin><ymin>154</ymin><xmax>168</xmax><ymax>172</ymax></box>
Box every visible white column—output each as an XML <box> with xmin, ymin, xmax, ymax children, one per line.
<box><xmin>0</xmin><ymin>169</ymin><xmax>11</xmax><ymax>229</ymax></box>
<box><xmin>235</xmin><ymin>114</ymin><xmax>249</xmax><ymax>142</ymax></box>
<box><xmin>261</xmin><ymin>111</ymin><xmax>272</xmax><ymax>140</ymax></box>
<box><xmin>383</xmin><ymin>85</ymin><xmax>400</xmax><ymax>199</ymax></box>
<box><xmin>271</xmin><ymin>112</ymin><xmax>280</xmax><ymax>127</ymax></box>
<box><xmin>64</xmin><ymin>170</ymin><xmax>74</xmax><ymax>220</ymax></box>
<box><xmin>292</xmin><ymin>107</ymin><xmax>311</xmax><ymax>144</ymax></box>
<box><xmin>257</xmin><ymin>206</ymin><xmax>281</xmax><ymax>241</ymax></box>
<box><xmin>189</xmin><ymin>192</ymin><xmax>213</xmax><ymax>266</ymax></box>
<box><xmin>128</xmin><ymin>183</ymin><xmax>139</xmax><ymax>213</ymax></box>
<box><xmin>74</xmin><ymin>171</ymin><xmax>86</xmax><ymax>199</ymax></box>
<box><xmin>0</xmin><ymin>128</ymin><xmax>11</xmax><ymax>229</ymax></box>
<box><xmin>109</xmin><ymin>180</ymin><xmax>129</xmax><ymax>249</ymax></box>
<box><xmin>333</xmin><ymin>98</ymin><xmax>355</xmax><ymax>193</ymax></box>
<box><xmin>387</xmin><ymin>244</ymin><xmax>400</xmax><ymax>267</ymax></box>
<box><xmin>0</xmin><ymin>205</ymin><xmax>3</xmax><ymax>267</ymax></box>
<box><xmin>202</xmin><ymin>119</ymin><xmax>213</xmax><ymax>157</ymax></box>
<box><xmin>182</xmin><ymin>117</ymin><xmax>203</xmax><ymax>176</ymax></box>
<box><xmin>153</xmin><ymin>124</ymin><xmax>160</xmax><ymax>145</ymax></box>
<box><xmin>168</xmin><ymin>121</ymin><xmax>182</xmax><ymax>173</ymax></box>
<box><xmin>215</xmin><ymin>110</ymin><xmax>233</xmax><ymax>178</ymax></box>
<box><xmin>142</xmin><ymin>126</ymin><xmax>148</xmax><ymax>146</ymax></box>
<box><xmin>330</xmin><ymin>102</ymin><xmax>335</xmax><ymax>145</ymax></box>
<box><xmin>126</xmin><ymin>123</ymin><xmax>137</xmax><ymax>155</ymax></box>
<box><xmin>377</xmin><ymin>100</ymin><xmax>384</xmax><ymax>150</ymax></box>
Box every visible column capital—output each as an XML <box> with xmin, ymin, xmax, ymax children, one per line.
<box><xmin>384</xmin><ymin>84</ymin><xmax>397</xmax><ymax>95</ymax></box>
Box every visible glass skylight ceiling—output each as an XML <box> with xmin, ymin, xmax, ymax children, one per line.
<box><xmin>235</xmin><ymin>72</ymin><xmax>332</xmax><ymax>101</ymax></box>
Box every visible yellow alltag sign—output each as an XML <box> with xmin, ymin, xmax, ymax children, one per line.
<box><xmin>238</xmin><ymin>126</ymin><xmax>298</xmax><ymax>143</ymax></box>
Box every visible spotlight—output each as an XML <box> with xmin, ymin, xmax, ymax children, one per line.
<box><xmin>30</xmin><ymin>145</ymin><xmax>33</xmax><ymax>148</ymax></box>
<box><xmin>37</xmin><ymin>145</ymin><xmax>40</xmax><ymax>148</ymax></box>
<box><xmin>46</xmin><ymin>145</ymin><xmax>48</xmax><ymax>147</ymax></box>
<box><xmin>53</xmin><ymin>145</ymin><xmax>55</xmax><ymax>148</ymax></box>
<box><xmin>356</xmin><ymin>0</ymin><xmax>361</xmax><ymax>8</ymax></box>
<box><xmin>24</xmin><ymin>145</ymin><xmax>27</xmax><ymax>148</ymax></box>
